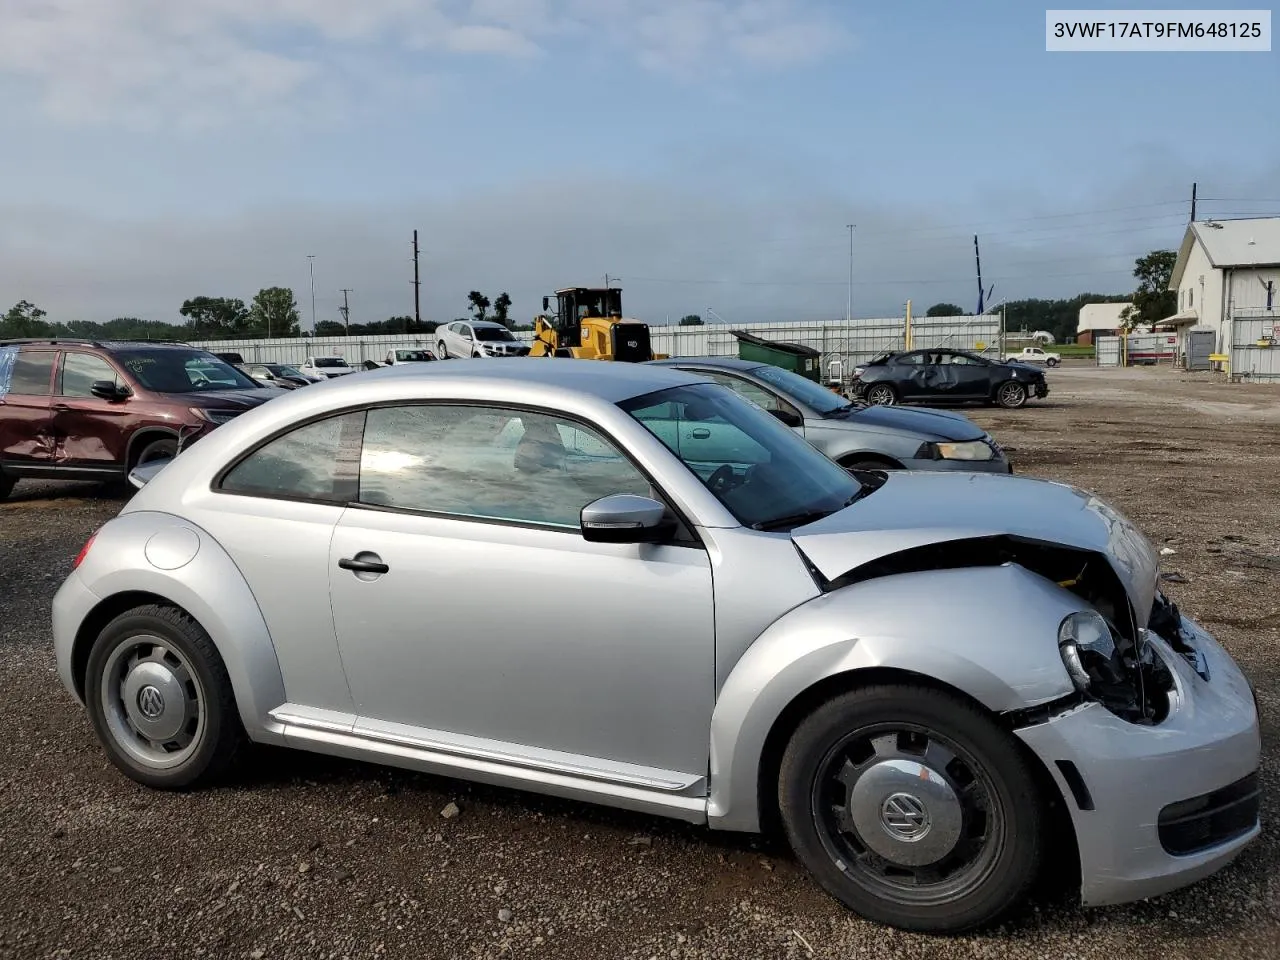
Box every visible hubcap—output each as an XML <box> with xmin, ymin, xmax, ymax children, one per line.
<box><xmin>868</xmin><ymin>387</ymin><xmax>892</xmax><ymax>405</ymax></box>
<box><xmin>813</xmin><ymin>727</ymin><xmax>1002</xmax><ymax>905</ymax></box>
<box><xmin>999</xmin><ymin>384</ymin><xmax>1023</xmax><ymax>405</ymax></box>
<box><xmin>100</xmin><ymin>635</ymin><xmax>205</xmax><ymax>770</ymax></box>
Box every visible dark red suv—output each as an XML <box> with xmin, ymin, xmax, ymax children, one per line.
<box><xmin>0</xmin><ymin>338</ymin><xmax>279</xmax><ymax>500</ymax></box>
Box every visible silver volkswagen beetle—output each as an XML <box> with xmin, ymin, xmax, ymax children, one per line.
<box><xmin>51</xmin><ymin>360</ymin><xmax>1260</xmax><ymax>933</ymax></box>
<box><xmin>650</xmin><ymin>355</ymin><xmax>1011</xmax><ymax>473</ymax></box>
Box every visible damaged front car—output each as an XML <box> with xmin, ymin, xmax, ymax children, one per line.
<box><xmin>52</xmin><ymin>371</ymin><xmax>1260</xmax><ymax>937</ymax></box>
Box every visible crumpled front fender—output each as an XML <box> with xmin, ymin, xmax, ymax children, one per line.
<box><xmin>707</xmin><ymin>563</ymin><xmax>1082</xmax><ymax>832</ymax></box>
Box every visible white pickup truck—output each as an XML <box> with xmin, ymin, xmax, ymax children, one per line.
<box><xmin>299</xmin><ymin>356</ymin><xmax>355</xmax><ymax>378</ymax></box>
<box><xmin>1004</xmin><ymin>346</ymin><xmax>1061</xmax><ymax>367</ymax></box>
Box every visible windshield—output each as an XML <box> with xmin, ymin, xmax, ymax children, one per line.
<box><xmin>475</xmin><ymin>327</ymin><xmax>516</xmax><ymax>342</ymax></box>
<box><xmin>314</xmin><ymin>357</ymin><xmax>349</xmax><ymax>368</ymax></box>
<box><xmin>750</xmin><ymin>364</ymin><xmax>852</xmax><ymax>416</ymax></box>
<box><xmin>395</xmin><ymin>350</ymin><xmax>433</xmax><ymax>361</ymax></box>
<box><xmin>619</xmin><ymin>383</ymin><xmax>862</xmax><ymax>530</ymax></box>
<box><xmin>115</xmin><ymin>350</ymin><xmax>261</xmax><ymax>393</ymax></box>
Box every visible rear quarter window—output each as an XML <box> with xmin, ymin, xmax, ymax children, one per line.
<box><xmin>218</xmin><ymin>412</ymin><xmax>365</xmax><ymax>503</ymax></box>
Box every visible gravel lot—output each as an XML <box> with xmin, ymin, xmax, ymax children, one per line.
<box><xmin>2</xmin><ymin>363</ymin><xmax>1277</xmax><ymax>960</ymax></box>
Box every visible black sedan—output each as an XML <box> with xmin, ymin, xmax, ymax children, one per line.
<box><xmin>851</xmin><ymin>348</ymin><xmax>1049</xmax><ymax>409</ymax></box>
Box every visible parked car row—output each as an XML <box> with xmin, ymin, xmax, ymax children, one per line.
<box><xmin>52</xmin><ymin>357</ymin><xmax>1261</xmax><ymax>936</ymax></box>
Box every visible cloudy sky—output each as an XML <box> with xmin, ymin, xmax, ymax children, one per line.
<box><xmin>1</xmin><ymin>0</ymin><xmax>1277</xmax><ymax>328</ymax></box>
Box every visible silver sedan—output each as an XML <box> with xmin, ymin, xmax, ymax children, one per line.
<box><xmin>52</xmin><ymin>360</ymin><xmax>1260</xmax><ymax>933</ymax></box>
<box><xmin>650</xmin><ymin>356</ymin><xmax>1011</xmax><ymax>473</ymax></box>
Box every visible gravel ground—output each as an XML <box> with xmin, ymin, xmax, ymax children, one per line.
<box><xmin>1</xmin><ymin>363</ymin><xmax>1278</xmax><ymax>960</ymax></box>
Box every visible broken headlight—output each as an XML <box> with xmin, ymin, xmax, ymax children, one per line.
<box><xmin>1058</xmin><ymin>610</ymin><xmax>1173</xmax><ymax>724</ymax></box>
<box><xmin>918</xmin><ymin>440</ymin><xmax>995</xmax><ymax>461</ymax></box>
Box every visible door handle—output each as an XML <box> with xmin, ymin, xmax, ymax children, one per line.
<box><xmin>690</xmin><ymin>428</ymin><xmax>711</xmax><ymax>439</ymax></box>
<box><xmin>52</xmin><ymin>403</ymin><xmax>69</xmax><ymax>412</ymax></box>
<box><xmin>338</xmin><ymin>556</ymin><xmax>389</xmax><ymax>574</ymax></box>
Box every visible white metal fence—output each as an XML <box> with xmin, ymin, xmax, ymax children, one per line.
<box><xmin>191</xmin><ymin>315</ymin><xmax>1003</xmax><ymax>380</ymax></box>
<box><xmin>1230</xmin><ymin>309</ymin><xmax>1280</xmax><ymax>381</ymax></box>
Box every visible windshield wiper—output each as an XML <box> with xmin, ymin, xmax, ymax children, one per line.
<box><xmin>751</xmin><ymin>490</ymin><xmax>868</xmax><ymax>532</ymax></box>
<box><xmin>821</xmin><ymin>402</ymin><xmax>864</xmax><ymax>418</ymax></box>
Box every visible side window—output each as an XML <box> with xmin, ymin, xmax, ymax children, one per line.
<box><xmin>59</xmin><ymin>352</ymin><xmax>122</xmax><ymax>396</ymax></box>
<box><xmin>219</xmin><ymin>412</ymin><xmax>365</xmax><ymax>503</ymax></box>
<box><xmin>702</xmin><ymin>371</ymin><xmax>798</xmax><ymax>417</ymax></box>
<box><xmin>358</xmin><ymin>405</ymin><xmax>653</xmax><ymax>528</ymax></box>
<box><xmin>6</xmin><ymin>351</ymin><xmax>56</xmax><ymax>396</ymax></box>
<box><xmin>896</xmin><ymin>351</ymin><xmax>926</xmax><ymax>366</ymax></box>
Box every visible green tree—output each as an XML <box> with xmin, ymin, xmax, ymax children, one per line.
<box><xmin>467</xmin><ymin>291</ymin><xmax>490</xmax><ymax>323</ymax></box>
<box><xmin>179</xmin><ymin>297</ymin><xmax>249</xmax><ymax>338</ymax></box>
<box><xmin>679</xmin><ymin>314</ymin><xmax>704</xmax><ymax>326</ymax></box>
<box><xmin>1</xmin><ymin>300</ymin><xmax>50</xmax><ymax>338</ymax></box>
<box><xmin>492</xmin><ymin>292</ymin><xmax>513</xmax><ymax>328</ymax></box>
<box><xmin>925</xmin><ymin>302</ymin><xmax>965</xmax><ymax>317</ymax></box>
<box><xmin>313</xmin><ymin>320</ymin><xmax>347</xmax><ymax>337</ymax></box>
<box><xmin>1130</xmin><ymin>250</ymin><xmax>1178</xmax><ymax>325</ymax></box>
<box><xmin>248</xmin><ymin>287</ymin><xmax>301</xmax><ymax>338</ymax></box>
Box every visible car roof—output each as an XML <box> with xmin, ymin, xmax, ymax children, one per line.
<box><xmin>357</xmin><ymin>357</ymin><xmax>710</xmax><ymax>404</ymax></box>
<box><xmin>648</xmin><ymin>356</ymin><xmax>766</xmax><ymax>373</ymax></box>
<box><xmin>1</xmin><ymin>338</ymin><xmax>198</xmax><ymax>351</ymax></box>
<box><xmin>468</xmin><ymin>320</ymin><xmax>510</xmax><ymax>330</ymax></box>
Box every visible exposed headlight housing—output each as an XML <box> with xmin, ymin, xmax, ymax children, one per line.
<box><xmin>919</xmin><ymin>439</ymin><xmax>995</xmax><ymax>461</ymax></box>
<box><xmin>1059</xmin><ymin>610</ymin><xmax>1174</xmax><ymax>724</ymax></box>
<box><xmin>190</xmin><ymin>407</ymin><xmax>242</xmax><ymax>425</ymax></box>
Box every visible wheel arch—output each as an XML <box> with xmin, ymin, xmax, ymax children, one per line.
<box><xmin>706</xmin><ymin>564</ymin><xmax>1083</xmax><ymax>836</ymax></box>
<box><xmin>125</xmin><ymin>426</ymin><xmax>181</xmax><ymax>469</ymax></box>
<box><xmin>63</xmin><ymin>512</ymin><xmax>288</xmax><ymax>742</ymax></box>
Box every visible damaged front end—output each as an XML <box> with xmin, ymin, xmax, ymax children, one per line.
<box><xmin>812</xmin><ymin>535</ymin><xmax>1176</xmax><ymax>726</ymax></box>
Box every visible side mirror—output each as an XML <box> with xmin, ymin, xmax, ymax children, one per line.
<box><xmin>90</xmin><ymin>380</ymin><xmax>128</xmax><ymax>401</ymax></box>
<box><xmin>542</xmin><ymin>296</ymin><xmax>550</xmax><ymax>311</ymax></box>
<box><xmin>768</xmin><ymin>408</ymin><xmax>802</xmax><ymax>428</ymax></box>
<box><xmin>580</xmin><ymin>494</ymin><xmax>675</xmax><ymax>544</ymax></box>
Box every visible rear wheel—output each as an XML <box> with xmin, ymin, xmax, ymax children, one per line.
<box><xmin>778</xmin><ymin>684</ymin><xmax>1044</xmax><ymax>933</ymax></box>
<box><xmin>994</xmin><ymin>381</ymin><xmax>1027</xmax><ymax>409</ymax></box>
<box><xmin>84</xmin><ymin>605</ymin><xmax>243</xmax><ymax>789</ymax></box>
<box><xmin>864</xmin><ymin>384</ymin><xmax>897</xmax><ymax>406</ymax></box>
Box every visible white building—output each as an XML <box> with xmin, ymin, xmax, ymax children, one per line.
<box><xmin>1167</xmin><ymin>217</ymin><xmax>1280</xmax><ymax>356</ymax></box>
<box><xmin>1076</xmin><ymin>301</ymin><xmax>1132</xmax><ymax>344</ymax></box>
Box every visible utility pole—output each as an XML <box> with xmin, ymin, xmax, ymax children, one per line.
<box><xmin>339</xmin><ymin>288</ymin><xmax>352</xmax><ymax>335</ymax></box>
<box><xmin>974</xmin><ymin>236</ymin><xmax>985</xmax><ymax>314</ymax></box>
<box><xmin>846</xmin><ymin>224</ymin><xmax>855</xmax><ymax>324</ymax></box>
<box><xmin>412</xmin><ymin>230</ymin><xmax>421</xmax><ymax>331</ymax></box>
<box><xmin>1191</xmin><ymin>182</ymin><xmax>1197</xmax><ymax>222</ymax></box>
<box><xmin>306</xmin><ymin>255</ymin><xmax>317</xmax><ymax>333</ymax></box>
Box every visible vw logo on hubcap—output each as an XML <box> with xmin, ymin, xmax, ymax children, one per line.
<box><xmin>880</xmin><ymin>792</ymin><xmax>931</xmax><ymax>841</ymax></box>
<box><xmin>136</xmin><ymin>685</ymin><xmax>166</xmax><ymax>720</ymax></box>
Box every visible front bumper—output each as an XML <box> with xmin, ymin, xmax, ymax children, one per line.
<box><xmin>1016</xmin><ymin>618</ymin><xmax>1261</xmax><ymax>907</ymax></box>
<box><xmin>902</xmin><ymin>455</ymin><xmax>1013</xmax><ymax>475</ymax></box>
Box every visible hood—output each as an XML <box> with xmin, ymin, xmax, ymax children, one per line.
<box><xmin>1004</xmin><ymin>361</ymin><xmax>1045</xmax><ymax>376</ymax></box>
<box><xmin>165</xmin><ymin>389</ymin><xmax>277</xmax><ymax>409</ymax></box>
<box><xmin>837</xmin><ymin>404</ymin><xmax>983</xmax><ymax>441</ymax></box>
<box><xmin>790</xmin><ymin>471</ymin><xmax>1159</xmax><ymax>622</ymax></box>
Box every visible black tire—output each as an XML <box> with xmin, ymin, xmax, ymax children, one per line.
<box><xmin>994</xmin><ymin>381</ymin><xmax>1027</xmax><ymax>409</ymax></box>
<box><xmin>436</xmin><ymin>342</ymin><xmax>449</xmax><ymax>359</ymax></box>
<box><xmin>864</xmin><ymin>384</ymin><xmax>897</xmax><ymax>406</ymax></box>
<box><xmin>133</xmin><ymin>437</ymin><xmax>178</xmax><ymax>467</ymax></box>
<box><xmin>839</xmin><ymin>457</ymin><xmax>900</xmax><ymax>473</ymax></box>
<box><xmin>0</xmin><ymin>471</ymin><xmax>14</xmax><ymax>501</ymax></box>
<box><xmin>778</xmin><ymin>684</ymin><xmax>1044</xmax><ymax>933</ymax></box>
<box><xmin>1046</xmin><ymin>358</ymin><xmax>1060</xmax><ymax>368</ymax></box>
<box><xmin>84</xmin><ymin>604</ymin><xmax>243</xmax><ymax>789</ymax></box>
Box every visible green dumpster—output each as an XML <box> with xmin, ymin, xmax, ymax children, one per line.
<box><xmin>730</xmin><ymin>330</ymin><xmax>822</xmax><ymax>382</ymax></box>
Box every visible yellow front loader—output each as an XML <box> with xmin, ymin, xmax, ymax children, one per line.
<box><xmin>528</xmin><ymin>286</ymin><xmax>666</xmax><ymax>361</ymax></box>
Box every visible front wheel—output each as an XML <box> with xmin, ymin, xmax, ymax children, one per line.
<box><xmin>1046</xmin><ymin>358</ymin><xmax>1060</xmax><ymax>368</ymax></box>
<box><xmin>864</xmin><ymin>384</ymin><xmax>897</xmax><ymax>406</ymax></box>
<box><xmin>436</xmin><ymin>342</ymin><xmax>449</xmax><ymax>359</ymax></box>
<box><xmin>995</xmin><ymin>381</ymin><xmax>1027</xmax><ymax>409</ymax></box>
<box><xmin>778</xmin><ymin>684</ymin><xmax>1044</xmax><ymax>933</ymax></box>
<box><xmin>84</xmin><ymin>605</ymin><xmax>243</xmax><ymax>789</ymax></box>
<box><xmin>134</xmin><ymin>437</ymin><xmax>178</xmax><ymax>467</ymax></box>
